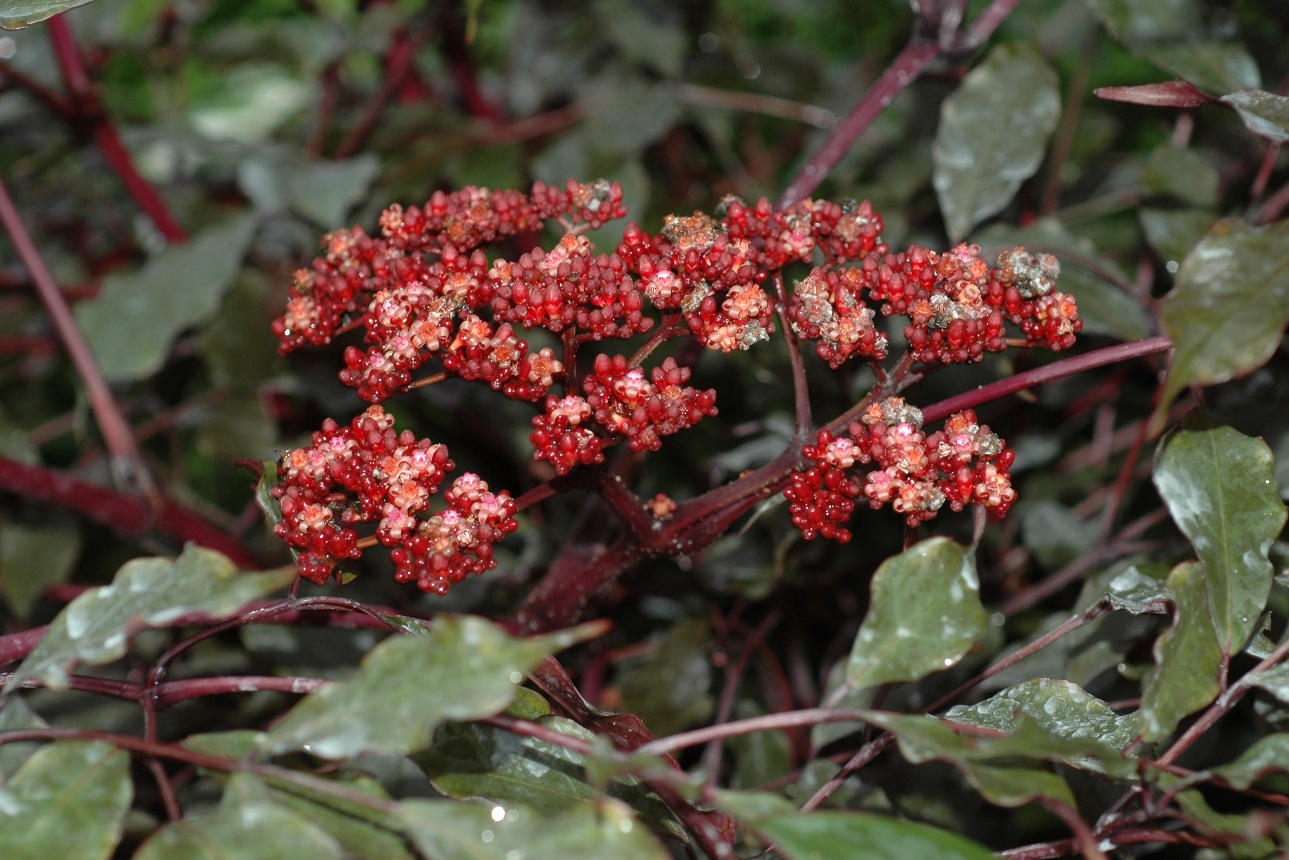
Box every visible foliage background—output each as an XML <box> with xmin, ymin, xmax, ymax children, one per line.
<box><xmin>0</xmin><ymin>0</ymin><xmax>1289</xmax><ymax>857</ymax></box>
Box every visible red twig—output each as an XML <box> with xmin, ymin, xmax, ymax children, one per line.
<box><xmin>46</xmin><ymin>15</ymin><xmax>187</xmax><ymax>243</ymax></box>
<box><xmin>335</xmin><ymin>28</ymin><xmax>427</xmax><ymax>159</ymax></box>
<box><xmin>0</xmin><ymin>174</ymin><xmax>153</xmax><ymax>494</ymax></box>
<box><xmin>774</xmin><ymin>272</ymin><xmax>813</xmax><ymax>437</ymax></box>
<box><xmin>438</xmin><ymin>8</ymin><xmax>503</xmax><ymax>123</ymax></box>
<box><xmin>0</xmin><ymin>455</ymin><xmax>258</xmax><ymax>568</ymax></box>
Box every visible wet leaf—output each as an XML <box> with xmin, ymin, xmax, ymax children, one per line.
<box><xmin>8</xmin><ymin>545</ymin><xmax>293</xmax><ymax>690</ymax></box>
<box><xmin>269</xmin><ymin>774</ymin><xmax>411</xmax><ymax>860</ymax></box>
<box><xmin>1155</xmin><ymin>218</ymin><xmax>1289</xmax><ymax>429</ymax></box>
<box><xmin>1094</xmin><ymin>80</ymin><xmax>1213</xmax><ymax>108</ymax></box>
<box><xmin>1140</xmin><ymin>561</ymin><xmax>1223</xmax><ymax>741</ymax></box>
<box><xmin>616</xmin><ymin>618</ymin><xmax>714</xmax><ymax>737</ymax></box>
<box><xmin>1153</xmin><ymin>419</ymin><xmax>1286</xmax><ymax>653</ymax></box>
<box><xmin>262</xmin><ymin>617</ymin><xmax>601</xmax><ymax>759</ymax></box>
<box><xmin>74</xmin><ymin>214</ymin><xmax>257</xmax><ymax>382</ymax></box>
<box><xmin>847</xmin><ymin>537</ymin><xmax>988</xmax><ymax>689</ymax></box>
<box><xmin>0</xmin><ymin>0</ymin><xmax>96</xmax><ymax>28</ymax></box>
<box><xmin>752</xmin><ymin>810</ymin><xmax>996</xmax><ymax>860</ymax></box>
<box><xmin>0</xmin><ymin>521</ymin><xmax>81</xmax><ymax>617</ymax></box>
<box><xmin>399</xmin><ymin>797</ymin><xmax>669</xmax><ymax>860</ymax></box>
<box><xmin>1106</xmin><ymin>565</ymin><xmax>1172</xmax><ymax>615</ymax></box>
<box><xmin>286</xmin><ymin>153</ymin><xmax>381</xmax><ymax>229</ymax></box>
<box><xmin>1214</xmin><ymin>734</ymin><xmax>1289</xmax><ymax>788</ymax></box>
<box><xmin>0</xmin><ymin>741</ymin><xmax>131</xmax><ymax>860</ymax></box>
<box><xmin>932</xmin><ymin>41</ymin><xmax>1060</xmax><ymax>241</ymax></box>
<box><xmin>1221</xmin><ymin>89</ymin><xmax>1289</xmax><ymax>143</ymax></box>
<box><xmin>944</xmin><ymin>678</ymin><xmax>1138</xmax><ymax>775</ymax></box>
<box><xmin>133</xmin><ymin>773</ymin><xmax>345</xmax><ymax>860</ymax></box>
<box><xmin>1142</xmin><ymin>145</ymin><xmax>1219</xmax><ymax>207</ymax></box>
<box><xmin>866</xmin><ymin>713</ymin><xmax>1077</xmax><ymax>806</ymax></box>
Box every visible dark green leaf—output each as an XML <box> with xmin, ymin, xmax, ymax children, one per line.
<box><xmin>0</xmin><ymin>521</ymin><xmax>81</xmax><ymax>617</ymax></box>
<box><xmin>1140</xmin><ymin>561</ymin><xmax>1223</xmax><ymax>741</ymax></box>
<box><xmin>1106</xmin><ymin>565</ymin><xmax>1172</xmax><ymax>615</ymax></box>
<box><xmin>1139</xmin><ymin>208</ymin><xmax>1216</xmax><ymax>270</ymax></box>
<box><xmin>0</xmin><ymin>741</ymin><xmax>131</xmax><ymax>860</ymax></box>
<box><xmin>262</xmin><ymin>616</ymin><xmax>601</xmax><ymax>759</ymax></box>
<box><xmin>595</xmin><ymin>0</ymin><xmax>686</xmax><ymax>78</ymax></box>
<box><xmin>847</xmin><ymin>537</ymin><xmax>988</xmax><ymax>689</ymax></box>
<box><xmin>198</xmin><ymin>273</ymin><xmax>283</xmax><ymax>394</ymax></box>
<box><xmin>270</xmin><ymin>774</ymin><xmax>411</xmax><ymax>860</ymax></box>
<box><xmin>944</xmin><ymin>678</ymin><xmax>1138</xmax><ymax>776</ymax></box>
<box><xmin>1249</xmin><ymin>663</ymin><xmax>1289</xmax><ymax>702</ymax></box>
<box><xmin>399</xmin><ymin>798</ymin><xmax>669</xmax><ymax>860</ymax></box>
<box><xmin>0</xmin><ymin>0</ymin><xmax>96</xmax><ymax>29</ymax></box>
<box><xmin>867</xmin><ymin>713</ymin><xmax>1076</xmax><ymax>806</ymax></box>
<box><xmin>1021</xmin><ymin>502</ymin><xmax>1099</xmax><ymax>568</ymax></box>
<box><xmin>1084</xmin><ymin>0</ymin><xmax>1196</xmax><ymax>43</ymax></box>
<box><xmin>1153</xmin><ymin>420</ymin><xmax>1286</xmax><ymax>653</ymax></box>
<box><xmin>756</xmin><ymin>809</ymin><xmax>997</xmax><ymax>860</ymax></box>
<box><xmin>133</xmin><ymin>773</ymin><xmax>345</xmax><ymax>860</ymax></box>
<box><xmin>286</xmin><ymin>154</ymin><xmax>381</xmax><ymax>229</ymax></box>
<box><xmin>1214</xmin><ymin>734</ymin><xmax>1289</xmax><ymax>788</ymax></box>
<box><xmin>1221</xmin><ymin>89</ymin><xmax>1289</xmax><ymax>142</ymax></box>
<box><xmin>74</xmin><ymin>214</ymin><xmax>257</xmax><ymax>382</ymax></box>
<box><xmin>616</xmin><ymin>618</ymin><xmax>713</xmax><ymax>737</ymax></box>
<box><xmin>1156</xmin><ymin>218</ymin><xmax>1289</xmax><ymax>429</ymax></box>
<box><xmin>1173</xmin><ymin>789</ymin><xmax>1277</xmax><ymax>855</ymax></box>
<box><xmin>8</xmin><ymin>545</ymin><xmax>293</xmax><ymax>690</ymax></box>
<box><xmin>932</xmin><ymin>42</ymin><xmax>1060</xmax><ymax>241</ymax></box>
<box><xmin>182</xmin><ymin>730</ymin><xmax>264</xmax><ymax>760</ymax></box>
<box><xmin>1141</xmin><ymin>145</ymin><xmax>1219</xmax><ymax>207</ymax></box>
<box><xmin>1143</xmin><ymin>42</ymin><xmax>1261</xmax><ymax>95</ymax></box>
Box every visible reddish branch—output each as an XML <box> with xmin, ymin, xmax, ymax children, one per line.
<box><xmin>335</xmin><ymin>28</ymin><xmax>429</xmax><ymax>159</ymax></box>
<box><xmin>0</xmin><ymin>454</ymin><xmax>257</xmax><ymax>568</ymax></box>
<box><xmin>46</xmin><ymin>15</ymin><xmax>187</xmax><ymax>243</ymax></box>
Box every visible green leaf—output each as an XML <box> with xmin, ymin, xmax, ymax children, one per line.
<box><xmin>189</xmin><ymin>65</ymin><xmax>310</xmax><ymax>144</ymax></box>
<box><xmin>1153</xmin><ymin>419</ymin><xmax>1287</xmax><ymax>653</ymax></box>
<box><xmin>418</xmin><ymin>719</ymin><xmax>600</xmax><ymax>815</ymax></box>
<box><xmin>1139</xmin><ymin>208</ymin><xmax>1216</xmax><ymax>271</ymax></box>
<box><xmin>0</xmin><ymin>0</ymin><xmax>96</xmax><ymax>29</ymax></box>
<box><xmin>1142</xmin><ymin>42</ymin><xmax>1262</xmax><ymax>96</ymax></box>
<box><xmin>1105</xmin><ymin>565</ymin><xmax>1172</xmax><ymax>615</ymax></box>
<box><xmin>399</xmin><ymin>798</ymin><xmax>670</xmax><ymax>860</ymax></box>
<box><xmin>709</xmin><ymin>789</ymin><xmax>798</xmax><ymax>823</ymax></box>
<box><xmin>616</xmin><ymin>618</ymin><xmax>714</xmax><ymax>737</ymax></box>
<box><xmin>1155</xmin><ymin>218</ymin><xmax>1289</xmax><ymax>429</ymax></box>
<box><xmin>1214</xmin><ymin>734</ymin><xmax>1289</xmax><ymax>788</ymax></box>
<box><xmin>1139</xmin><ymin>561</ymin><xmax>1223</xmax><ymax>741</ymax></box>
<box><xmin>0</xmin><ymin>697</ymin><xmax>48</xmax><ymax>779</ymax></box>
<box><xmin>754</xmin><ymin>810</ymin><xmax>996</xmax><ymax>860</ymax></box>
<box><xmin>1250</xmin><ymin>664</ymin><xmax>1289</xmax><ymax>703</ymax></box>
<box><xmin>261</xmin><ymin>616</ymin><xmax>601</xmax><ymax>759</ymax></box>
<box><xmin>286</xmin><ymin>154</ymin><xmax>381</xmax><ymax>229</ymax></box>
<box><xmin>134</xmin><ymin>773</ymin><xmax>345</xmax><ymax>860</ymax></box>
<box><xmin>74</xmin><ymin>214</ymin><xmax>258</xmax><ymax>382</ymax></box>
<box><xmin>1021</xmin><ymin>502</ymin><xmax>1099</xmax><ymax>568</ymax></box>
<box><xmin>868</xmin><ymin>712</ymin><xmax>1077</xmax><ymax>806</ymax></box>
<box><xmin>198</xmin><ymin>273</ymin><xmax>283</xmax><ymax>394</ymax></box>
<box><xmin>1141</xmin><ymin>145</ymin><xmax>1219</xmax><ymax>207</ymax></box>
<box><xmin>269</xmin><ymin>774</ymin><xmax>411</xmax><ymax>860</ymax></box>
<box><xmin>595</xmin><ymin>0</ymin><xmax>686</xmax><ymax>78</ymax></box>
<box><xmin>0</xmin><ymin>521</ymin><xmax>81</xmax><ymax>617</ymax></box>
<box><xmin>932</xmin><ymin>42</ymin><xmax>1060</xmax><ymax>241</ymax></box>
<box><xmin>944</xmin><ymin>678</ymin><xmax>1138</xmax><ymax>776</ymax></box>
<box><xmin>8</xmin><ymin>545</ymin><xmax>293</xmax><ymax>690</ymax></box>
<box><xmin>193</xmin><ymin>397</ymin><xmax>278</xmax><ymax>462</ymax></box>
<box><xmin>0</xmin><ymin>741</ymin><xmax>131</xmax><ymax>860</ymax></box>
<box><xmin>1083</xmin><ymin>0</ymin><xmax>1196</xmax><ymax>43</ymax></box>
<box><xmin>847</xmin><ymin>537</ymin><xmax>988</xmax><ymax>689</ymax></box>
<box><xmin>1221</xmin><ymin>89</ymin><xmax>1289</xmax><ymax>143</ymax></box>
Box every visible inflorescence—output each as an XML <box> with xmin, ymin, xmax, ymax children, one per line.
<box><xmin>271</xmin><ymin>180</ymin><xmax>1080</xmax><ymax>587</ymax></box>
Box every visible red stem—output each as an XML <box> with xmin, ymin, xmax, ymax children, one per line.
<box><xmin>0</xmin><ymin>174</ymin><xmax>149</xmax><ymax>492</ymax></box>
<box><xmin>0</xmin><ymin>454</ymin><xmax>258</xmax><ymax>568</ymax></box>
<box><xmin>335</xmin><ymin>29</ymin><xmax>426</xmax><ymax>159</ymax></box>
<box><xmin>46</xmin><ymin>15</ymin><xmax>187</xmax><ymax>243</ymax></box>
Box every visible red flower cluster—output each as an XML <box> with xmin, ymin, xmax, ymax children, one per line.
<box><xmin>785</xmin><ymin>398</ymin><xmax>1016</xmax><ymax>540</ymax></box>
<box><xmin>272</xmin><ymin>405</ymin><xmax>516</xmax><ymax>593</ymax></box>
<box><xmin>863</xmin><ymin>243</ymin><xmax>1080</xmax><ymax>365</ymax></box>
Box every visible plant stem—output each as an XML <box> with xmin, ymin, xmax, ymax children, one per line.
<box><xmin>774</xmin><ymin>272</ymin><xmax>813</xmax><ymax>437</ymax></box>
<box><xmin>636</xmin><ymin>708</ymin><xmax>871</xmax><ymax>757</ymax></box>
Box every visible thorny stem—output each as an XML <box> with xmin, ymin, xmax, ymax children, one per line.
<box><xmin>0</xmin><ymin>174</ymin><xmax>152</xmax><ymax>496</ymax></box>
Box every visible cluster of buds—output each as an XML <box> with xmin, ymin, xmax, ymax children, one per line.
<box><xmin>863</xmin><ymin>243</ymin><xmax>1080</xmax><ymax>365</ymax></box>
<box><xmin>787</xmin><ymin>268</ymin><xmax>888</xmax><ymax>368</ymax></box>
<box><xmin>785</xmin><ymin>398</ymin><xmax>1016</xmax><ymax>539</ymax></box>
<box><xmin>272</xmin><ymin>406</ymin><xmax>516</xmax><ymax>593</ymax></box>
